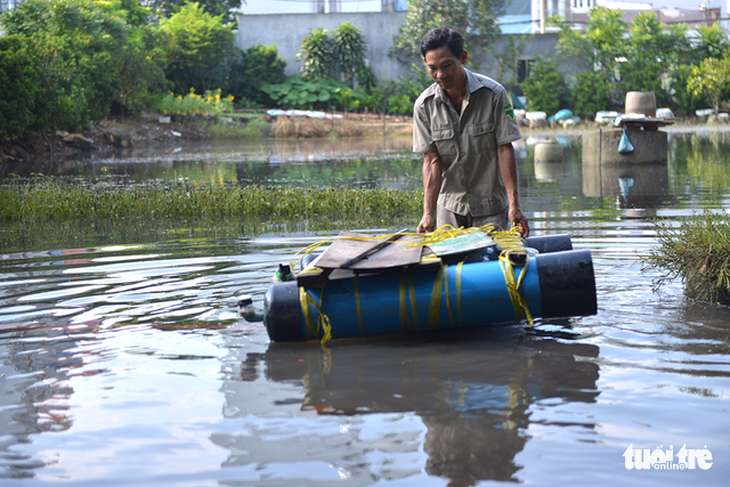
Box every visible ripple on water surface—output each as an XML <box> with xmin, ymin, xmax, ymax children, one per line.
<box><xmin>2</xmin><ymin>131</ymin><xmax>730</xmax><ymax>484</ymax></box>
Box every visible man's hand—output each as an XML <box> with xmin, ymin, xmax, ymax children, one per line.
<box><xmin>417</xmin><ymin>214</ymin><xmax>436</xmax><ymax>234</ymax></box>
<box><xmin>509</xmin><ymin>206</ymin><xmax>530</xmax><ymax>237</ymax></box>
<box><xmin>497</xmin><ymin>143</ymin><xmax>529</xmax><ymax>237</ymax></box>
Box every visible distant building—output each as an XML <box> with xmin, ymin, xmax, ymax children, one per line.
<box><xmin>237</xmin><ymin>0</ymin><xmax>402</xmax><ymax>15</ymax></box>
<box><xmin>531</xmin><ymin>0</ymin><xmax>726</xmax><ymax>31</ymax></box>
<box><xmin>0</xmin><ymin>0</ymin><xmax>24</xmax><ymax>14</ymax></box>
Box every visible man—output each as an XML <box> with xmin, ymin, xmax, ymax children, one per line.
<box><xmin>413</xmin><ymin>28</ymin><xmax>529</xmax><ymax>237</ymax></box>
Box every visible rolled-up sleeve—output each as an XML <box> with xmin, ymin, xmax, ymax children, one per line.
<box><xmin>493</xmin><ymin>87</ymin><xmax>522</xmax><ymax>146</ymax></box>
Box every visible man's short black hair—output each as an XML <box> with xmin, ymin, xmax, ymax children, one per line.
<box><xmin>420</xmin><ymin>28</ymin><xmax>465</xmax><ymax>59</ymax></box>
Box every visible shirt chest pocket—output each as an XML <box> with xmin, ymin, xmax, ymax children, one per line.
<box><xmin>431</xmin><ymin>126</ymin><xmax>457</xmax><ymax>164</ymax></box>
<box><xmin>469</xmin><ymin>121</ymin><xmax>496</xmax><ymax>155</ymax></box>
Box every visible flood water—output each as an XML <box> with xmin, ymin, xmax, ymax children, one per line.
<box><xmin>2</xmin><ymin>128</ymin><xmax>730</xmax><ymax>486</ymax></box>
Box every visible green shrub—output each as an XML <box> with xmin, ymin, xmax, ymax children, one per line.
<box><xmin>520</xmin><ymin>56</ymin><xmax>569</xmax><ymax>115</ymax></box>
<box><xmin>156</xmin><ymin>2</ymin><xmax>236</xmax><ymax>94</ymax></box>
<box><xmin>619</xmin><ymin>55</ymin><xmax>670</xmax><ymax>107</ymax></box>
<box><xmin>670</xmin><ymin>64</ymin><xmax>708</xmax><ymax>115</ymax></box>
<box><xmin>262</xmin><ymin>75</ymin><xmax>370</xmax><ymax>111</ymax></box>
<box><xmin>571</xmin><ymin>70</ymin><xmax>611</xmax><ymax>118</ymax></box>
<box><xmin>1</xmin><ymin>0</ymin><xmax>163</xmax><ymax>132</ymax></box>
<box><xmin>226</xmin><ymin>43</ymin><xmax>286</xmax><ymax>107</ymax></box>
<box><xmin>0</xmin><ymin>36</ymin><xmax>47</xmax><ymax>140</ymax></box>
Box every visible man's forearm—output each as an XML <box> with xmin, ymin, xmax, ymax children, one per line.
<box><xmin>417</xmin><ymin>152</ymin><xmax>442</xmax><ymax>233</ymax></box>
<box><xmin>497</xmin><ymin>143</ymin><xmax>520</xmax><ymax>209</ymax></box>
<box><xmin>497</xmin><ymin>143</ymin><xmax>530</xmax><ymax>236</ymax></box>
<box><xmin>423</xmin><ymin>155</ymin><xmax>441</xmax><ymax>216</ymax></box>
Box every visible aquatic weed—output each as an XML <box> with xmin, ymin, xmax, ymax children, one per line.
<box><xmin>0</xmin><ymin>177</ymin><xmax>422</xmax><ymax>223</ymax></box>
<box><xmin>644</xmin><ymin>211</ymin><xmax>730</xmax><ymax>305</ymax></box>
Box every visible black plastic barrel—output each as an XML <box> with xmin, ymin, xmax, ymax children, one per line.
<box><xmin>525</xmin><ymin>234</ymin><xmax>573</xmax><ymax>254</ymax></box>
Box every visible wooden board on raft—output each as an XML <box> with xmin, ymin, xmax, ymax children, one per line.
<box><xmin>296</xmin><ymin>231</ymin><xmax>427</xmax><ymax>287</ymax></box>
<box><xmin>315</xmin><ymin>232</ymin><xmax>424</xmax><ymax>270</ymax></box>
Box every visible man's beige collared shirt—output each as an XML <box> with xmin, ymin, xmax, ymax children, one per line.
<box><xmin>413</xmin><ymin>68</ymin><xmax>521</xmax><ymax>217</ymax></box>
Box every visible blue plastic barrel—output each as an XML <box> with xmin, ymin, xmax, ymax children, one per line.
<box><xmin>265</xmin><ymin>249</ymin><xmax>596</xmax><ymax>342</ymax></box>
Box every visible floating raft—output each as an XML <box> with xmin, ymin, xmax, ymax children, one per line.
<box><xmin>264</xmin><ymin>229</ymin><xmax>597</xmax><ymax>342</ymax></box>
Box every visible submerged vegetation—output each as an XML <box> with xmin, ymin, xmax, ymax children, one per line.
<box><xmin>644</xmin><ymin>212</ymin><xmax>730</xmax><ymax>305</ymax></box>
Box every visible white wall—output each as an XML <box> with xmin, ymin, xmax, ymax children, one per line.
<box><xmin>235</xmin><ymin>11</ymin><xmax>412</xmax><ymax>80</ymax></box>
<box><xmin>237</xmin><ymin>0</ymin><xmax>381</xmax><ymax>15</ymax></box>
<box><xmin>235</xmin><ymin>11</ymin><xmax>591</xmax><ymax>84</ymax></box>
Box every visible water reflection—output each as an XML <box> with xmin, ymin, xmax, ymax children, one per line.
<box><xmin>582</xmin><ymin>163</ymin><xmax>672</xmax><ymax>211</ymax></box>
<box><xmin>217</xmin><ymin>330</ymin><xmax>599</xmax><ymax>485</ymax></box>
<box><xmin>0</xmin><ymin>136</ymin><xmax>417</xmax><ymax>189</ymax></box>
<box><xmin>0</xmin><ymin>327</ymin><xmax>83</xmax><ymax>478</ymax></box>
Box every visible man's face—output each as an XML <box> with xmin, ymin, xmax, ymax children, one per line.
<box><xmin>424</xmin><ymin>45</ymin><xmax>468</xmax><ymax>91</ymax></box>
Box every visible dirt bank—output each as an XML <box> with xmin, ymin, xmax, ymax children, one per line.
<box><xmin>0</xmin><ymin>115</ymin><xmax>208</xmax><ymax>164</ymax></box>
<box><xmin>0</xmin><ymin>112</ymin><xmax>412</xmax><ymax>163</ymax></box>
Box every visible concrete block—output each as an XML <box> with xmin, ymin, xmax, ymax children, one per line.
<box><xmin>582</xmin><ymin>129</ymin><xmax>668</xmax><ymax>165</ymax></box>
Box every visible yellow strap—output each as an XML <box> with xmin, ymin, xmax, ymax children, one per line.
<box><xmin>300</xmin><ymin>286</ymin><xmax>317</xmax><ymax>340</ymax></box>
<box><xmin>456</xmin><ymin>261</ymin><xmax>464</xmax><ymax>327</ymax></box>
<box><xmin>298</xmin><ymin>286</ymin><xmax>333</xmax><ymax>344</ymax></box>
<box><xmin>499</xmin><ymin>253</ymin><xmax>534</xmax><ymax>326</ymax></box>
<box><xmin>399</xmin><ymin>274</ymin><xmax>419</xmax><ymax>331</ymax></box>
<box><xmin>442</xmin><ymin>263</ymin><xmax>456</xmax><ymax>327</ymax></box>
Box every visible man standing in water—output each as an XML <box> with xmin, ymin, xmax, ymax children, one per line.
<box><xmin>414</xmin><ymin>28</ymin><xmax>529</xmax><ymax>237</ymax></box>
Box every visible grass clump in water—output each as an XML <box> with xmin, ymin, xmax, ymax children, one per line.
<box><xmin>0</xmin><ymin>176</ymin><xmax>422</xmax><ymax>224</ymax></box>
<box><xmin>644</xmin><ymin>211</ymin><xmax>730</xmax><ymax>305</ymax></box>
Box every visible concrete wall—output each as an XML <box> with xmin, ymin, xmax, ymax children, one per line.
<box><xmin>235</xmin><ymin>12</ymin><xmax>410</xmax><ymax>82</ymax></box>
<box><xmin>478</xmin><ymin>33</ymin><xmax>590</xmax><ymax>83</ymax></box>
<box><xmin>234</xmin><ymin>13</ymin><xmax>589</xmax><ymax>84</ymax></box>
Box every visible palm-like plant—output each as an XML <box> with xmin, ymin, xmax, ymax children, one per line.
<box><xmin>297</xmin><ymin>28</ymin><xmax>335</xmax><ymax>80</ymax></box>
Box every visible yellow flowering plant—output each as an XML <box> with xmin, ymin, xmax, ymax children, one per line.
<box><xmin>157</xmin><ymin>88</ymin><xmax>235</xmax><ymax>116</ymax></box>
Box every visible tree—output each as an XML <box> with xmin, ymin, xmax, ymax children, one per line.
<box><xmin>1</xmin><ymin>0</ymin><xmax>150</xmax><ymax>127</ymax></box>
<box><xmin>519</xmin><ymin>56</ymin><xmax>569</xmax><ymax>115</ymax></box>
<box><xmin>227</xmin><ymin>43</ymin><xmax>286</xmax><ymax>107</ymax></box>
<box><xmin>297</xmin><ymin>24</ymin><xmax>376</xmax><ymax>92</ymax></box>
<box><xmin>391</xmin><ymin>0</ymin><xmax>503</xmax><ymax>61</ymax></box>
<box><xmin>688</xmin><ymin>56</ymin><xmax>730</xmax><ymax>118</ymax></box>
<box><xmin>571</xmin><ymin>70</ymin><xmax>611</xmax><ymax>118</ymax></box>
<box><xmin>693</xmin><ymin>23</ymin><xmax>730</xmax><ymax>61</ymax></box>
<box><xmin>551</xmin><ymin>7</ymin><xmax>627</xmax><ymax>80</ymax></box>
<box><xmin>619</xmin><ymin>56</ymin><xmax>666</xmax><ymax>104</ymax></box>
<box><xmin>156</xmin><ymin>2</ymin><xmax>235</xmax><ymax>93</ymax></box>
<box><xmin>297</xmin><ymin>27</ymin><xmax>336</xmax><ymax>80</ymax></box>
<box><xmin>619</xmin><ymin>12</ymin><xmax>691</xmax><ymax>108</ymax></box>
<box><xmin>333</xmin><ymin>22</ymin><xmax>375</xmax><ymax>90</ymax></box>
<box><xmin>0</xmin><ymin>36</ymin><xmax>49</xmax><ymax>139</ymax></box>
<box><xmin>150</xmin><ymin>0</ymin><xmax>242</xmax><ymax>23</ymax></box>
<box><xmin>585</xmin><ymin>7</ymin><xmax>627</xmax><ymax>78</ymax></box>
<box><xmin>671</xmin><ymin>64</ymin><xmax>708</xmax><ymax>115</ymax></box>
